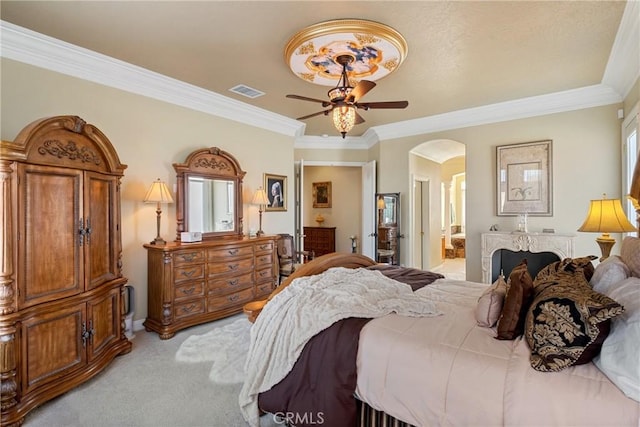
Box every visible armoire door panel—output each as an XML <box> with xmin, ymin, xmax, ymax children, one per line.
<box><xmin>22</xmin><ymin>304</ymin><xmax>86</xmax><ymax>393</ymax></box>
<box><xmin>87</xmin><ymin>288</ymin><xmax>120</xmax><ymax>361</ymax></box>
<box><xmin>84</xmin><ymin>172</ymin><xmax>118</xmax><ymax>290</ymax></box>
<box><xmin>19</xmin><ymin>164</ymin><xmax>83</xmax><ymax>307</ymax></box>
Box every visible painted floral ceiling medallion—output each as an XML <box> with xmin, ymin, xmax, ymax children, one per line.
<box><xmin>284</xmin><ymin>19</ymin><xmax>408</xmax><ymax>87</ymax></box>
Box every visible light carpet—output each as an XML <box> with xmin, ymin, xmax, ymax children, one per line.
<box><xmin>176</xmin><ymin>317</ymin><xmax>252</xmax><ymax>384</ymax></box>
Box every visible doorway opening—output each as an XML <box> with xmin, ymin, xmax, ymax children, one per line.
<box><xmin>409</xmin><ymin>139</ymin><xmax>466</xmax><ymax>277</ymax></box>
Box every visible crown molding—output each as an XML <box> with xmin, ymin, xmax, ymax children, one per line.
<box><xmin>372</xmin><ymin>84</ymin><xmax>622</xmax><ymax>140</ymax></box>
<box><xmin>602</xmin><ymin>0</ymin><xmax>640</xmax><ymax>99</ymax></box>
<box><xmin>0</xmin><ymin>20</ymin><xmax>303</xmax><ymax>137</ymax></box>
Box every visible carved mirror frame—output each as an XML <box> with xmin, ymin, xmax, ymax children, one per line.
<box><xmin>173</xmin><ymin>147</ymin><xmax>246</xmax><ymax>240</ymax></box>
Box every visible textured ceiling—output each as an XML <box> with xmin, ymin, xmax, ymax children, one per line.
<box><xmin>0</xmin><ymin>1</ymin><xmax>627</xmax><ymax>140</ymax></box>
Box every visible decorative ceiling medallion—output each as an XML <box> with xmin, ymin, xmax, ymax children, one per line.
<box><xmin>284</xmin><ymin>19</ymin><xmax>408</xmax><ymax>87</ymax></box>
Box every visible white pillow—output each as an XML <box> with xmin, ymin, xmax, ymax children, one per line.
<box><xmin>593</xmin><ymin>277</ymin><xmax>640</xmax><ymax>402</ymax></box>
<box><xmin>475</xmin><ymin>275</ymin><xmax>507</xmax><ymax>327</ymax></box>
<box><xmin>590</xmin><ymin>255</ymin><xmax>631</xmax><ymax>295</ymax></box>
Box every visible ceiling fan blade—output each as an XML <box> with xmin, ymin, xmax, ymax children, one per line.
<box><xmin>354</xmin><ymin>111</ymin><xmax>366</xmax><ymax>125</ymax></box>
<box><xmin>347</xmin><ymin>80</ymin><xmax>376</xmax><ymax>103</ymax></box>
<box><xmin>286</xmin><ymin>94</ymin><xmax>332</xmax><ymax>107</ymax></box>
<box><xmin>296</xmin><ymin>110</ymin><xmax>331</xmax><ymax>121</ymax></box>
<box><xmin>356</xmin><ymin>100</ymin><xmax>409</xmax><ymax>110</ymax></box>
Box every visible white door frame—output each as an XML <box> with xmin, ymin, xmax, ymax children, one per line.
<box><xmin>298</xmin><ymin>160</ymin><xmax>375</xmax><ymax>258</ymax></box>
<box><xmin>410</xmin><ymin>174</ymin><xmax>430</xmax><ymax>269</ymax></box>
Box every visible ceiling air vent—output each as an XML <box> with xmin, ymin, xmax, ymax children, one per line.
<box><xmin>229</xmin><ymin>84</ymin><xmax>265</xmax><ymax>99</ymax></box>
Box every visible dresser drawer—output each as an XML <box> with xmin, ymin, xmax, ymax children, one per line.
<box><xmin>207</xmin><ymin>288</ymin><xmax>254</xmax><ymax>312</ymax></box>
<box><xmin>174</xmin><ymin>281</ymin><xmax>205</xmax><ymax>300</ymax></box>
<box><xmin>174</xmin><ymin>298</ymin><xmax>205</xmax><ymax>319</ymax></box>
<box><xmin>207</xmin><ymin>272</ymin><xmax>253</xmax><ymax>297</ymax></box>
<box><xmin>207</xmin><ymin>245</ymin><xmax>253</xmax><ymax>261</ymax></box>
<box><xmin>255</xmin><ymin>241</ymin><xmax>274</xmax><ymax>254</ymax></box>
<box><xmin>208</xmin><ymin>257</ymin><xmax>254</xmax><ymax>276</ymax></box>
<box><xmin>173</xmin><ymin>250</ymin><xmax>205</xmax><ymax>265</ymax></box>
<box><xmin>255</xmin><ymin>266</ymin><xmax>274</xmax><ymax>283</ymax></box>
<box><xmin>256</xmin><ymin>282</ymin><xmax>275</xmax><ymax>298</ymax></box>
<box><xmin>255</xmin><ymin>252</ymin><xmax>273</xmax><ymax>267</ymax></box>
<box><xmin>174</xmin><ymin>264</ymin><xmax>205</xmax><ymax>283</ymax></box>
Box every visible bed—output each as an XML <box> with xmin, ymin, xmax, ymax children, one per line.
<box><xmin>240</xmin><ymin>155</ymin><xmax>640</xmax><ymax>427</ymax></box>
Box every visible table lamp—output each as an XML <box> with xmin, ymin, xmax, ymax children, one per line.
<box><xmin>578</xmin><ymin>194</ymin><xmax>637</xmax><ymax>261</ymax></box>
<box><xmin>144</xmin><ymin>178</ymin><xmax>174</xmax><ymax>245</ymax></box>
<box><xmin>251</xmin><ymin>187</ymin><xmax>269</xmax><ymax>236</ymax></box>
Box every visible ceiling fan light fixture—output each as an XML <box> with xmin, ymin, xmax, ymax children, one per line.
<box><xmin>332</xmin><ymin>105</ymin><xmax>356</xmax><ymax>138</ymax></box>
<box><xmin>328</xmin><ymin>86</ymin><xmax>351</xmax><ymax>102</ymax></box>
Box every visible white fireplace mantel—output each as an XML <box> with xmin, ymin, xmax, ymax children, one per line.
<box><xmin>481</xmin><ymin>232</ymin><xmax>575</xmax><ymax>283</ymax></box>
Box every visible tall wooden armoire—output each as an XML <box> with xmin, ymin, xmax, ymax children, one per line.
<box><xmin>0</xmin><ymin>116</ymin><xmax>132</xmax><ymax>426</ymax></box>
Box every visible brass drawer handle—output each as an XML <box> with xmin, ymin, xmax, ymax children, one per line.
<box><xmin>179</xmin><ymin>253</ymin><xmax>199</xmax><ymax>262</ymax></box>
<box><xmin>259</xmin><ymin>244</ymin><xmax>270</xmax><ymax>250</ymax></box>
<box><xmin>228</xmin><ymin>279</ymin><xmax>238</xmax><ymax>286</ymax></box>
<box><xmin>228</xmin><ymin>264</ymin><xmax>239</xmax><ymax>271</ymax></box>
<box><xmin>259</xmin><ymin>256</ymin><xmax>268</xmax><ymax>263</ymax></box>
<box><xmin>180</xmin><ymin>269</ymin><xmax>197</xmax><ymax>278</ymax></box>
<box><xmin>228</xmin><ymin>294</ymin><xmax>239</xmax><ymax>302</ymax></box>
<box><xmin>228</xmin><ymin>249</ymin><xmax>239</xmax><ymax>255</ymax></box>
<box><xmin>180</xmin><ymin>304</ymin><xmax>197</xmax><ymax>313</ymax></box>
<box><xmin>259</xmin><ymin>270</ymin><xmax>268</xmax><ymax>277</ymax></box>
<box><xmin>180</xmin><ymin>287</ymin><xmax>195</xmax><ymax>295</ymax></box>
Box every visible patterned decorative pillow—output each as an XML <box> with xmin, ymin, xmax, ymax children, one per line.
<box><xmin>534</xmin><ymin>256</ymin><xmax>597</xmax><ymax>288</ymax></box>
<box><xmin>475</xmin><ymin>274</ymin><xmax>507</xmax><ymax>327</ymax></box>
<box><xmin>620</xmin><ymin>236</ymin><xmax>640</xmax><ymax>278</ymax></box>
<box><xmin>496</xmin><ymin>260</ymin><xmax>534</xmax><ymax>340</ymax></box>
<box><xmin>524</xmin><ymin>264</ymin><xmax>624</xmax><ymax>372</ymax></box>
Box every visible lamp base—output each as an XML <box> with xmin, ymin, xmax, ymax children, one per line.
<box><xmin>255</xmin><ymin>230</ymin><xmax>265</xmax><ymax>237</ymax></box>
<box><xmin>595</xmin><ymin>234</ymin><xmax>615</xmax><ymax>262</ymax></box>
<box><xmin>150</xmin><ymin>237</ymin><xmax>167</xmax><ymax>245</ymax></box>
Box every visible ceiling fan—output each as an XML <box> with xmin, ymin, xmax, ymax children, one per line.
<box><xmin>286</xmin><ymin>54</ymin><xmax>409</xmax><ymax>138</ymax></box>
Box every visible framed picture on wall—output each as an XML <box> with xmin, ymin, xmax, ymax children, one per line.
<box><xmin>496</xmin><ymin>140</ymin><xmax>552</xmax><ymax>216</ymax></box>
<box><xmin>264</xmin><ymin>173</ymin><xmax>287</xmax><ymax>211</ymax></box>
<box><xmin>312</xmin><ymin>181</ymin><xmax>332</xmax><ymax>208</ymax></box>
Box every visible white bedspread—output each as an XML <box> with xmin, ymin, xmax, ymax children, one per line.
<box><xmin>356</xmin><ymin>279</ymin><xmax>640</xmax><ymax>426</ymax></box>
<box><xmin>239</xmin><ymin>267</ymin><xmax>441</xmax><ymax>427</ymax></box>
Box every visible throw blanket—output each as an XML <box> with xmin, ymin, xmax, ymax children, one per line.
<box><xmin>238</xmin><ymin>267</ymin><xmax>441</xmax><ymax>427</ymax></box>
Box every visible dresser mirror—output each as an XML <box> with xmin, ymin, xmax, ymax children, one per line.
<box><xmin>376</xmin><ymin>192</ymin><xmax>401</xmax><ymax>265</ymax></box>
<box><xmin>174</xmin><ymin>147</ymin><xmax>246</xmax><ymax>240</ymax></box>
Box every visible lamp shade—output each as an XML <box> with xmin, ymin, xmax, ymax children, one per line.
<box><xmin>332</xmin><ymin>105</ymin><xmax>356</xmax><ymax>138</ymax></box>
<box><xmin>251</xmin><ymin>188</ymin><xmax>269</xmax><ymax>205</ymax></box>
<box><xmin>377</xmin><ymin>198</ymin><xmax>386</xmax><ymax>210</ymax></box>
<box><xmin>144</xmin><ymin>179</ymin><xmax>174</xmax><ymax>204</ymax></box>
<box><xmin>577</xmin><ymin>197</ymin><xmax>637</xmax><ymax>233</ymax></box>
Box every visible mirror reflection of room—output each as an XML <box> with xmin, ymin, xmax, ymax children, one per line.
<box><xmin>187</xmin><ymin>177</ymin><xmax>235</xmax><ymax>232</ymax></box>
<box><xmin>376</xmin><ymin>193</ymin><xmax>400</xmax><ymax>265</ymax></box>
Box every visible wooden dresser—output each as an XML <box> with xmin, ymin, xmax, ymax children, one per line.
<box><xmin>303</xmin><ymin>226</ymin><xmax>336</xmax><ymax>257</ymax></box>
<box><xmin>144</xmin><ymin>236</ymin><xmax>278</xmax><ymax>339</ymax></box>
<box><xmin>0</xmin><ymin>116</ymin><xmax>132</xmax><ymax>426</ymax></box>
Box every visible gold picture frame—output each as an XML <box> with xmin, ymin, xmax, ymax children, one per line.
<box><xmin>496</xmin><ymin>140</ymin><xmax>553</xmax><ymax>216</ymax></box>
<box><xmin>312</xmin><ymin>181</ymin><xmax>332</xmax><ymax>208</ymax></box>
<box><xmin>264</xmin><ymin>173</ymin><xmax>287</xmax><ymax>212</ymax></box>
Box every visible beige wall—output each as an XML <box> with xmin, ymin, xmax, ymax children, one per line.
<box><xmin>1</xmin><ymin>59</ymin><xmax>296</xmax><ymax>323</ymax></box>
<box><xmin>378</xmin><ymin>104</ymin><xmax>623</xmax><ymax>281</ymax></box>
<box><xmin>303</xmin><ymin>166</ymin><xmax>362</xmax><ymax>253</ymax></box>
